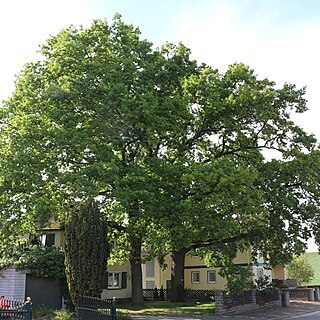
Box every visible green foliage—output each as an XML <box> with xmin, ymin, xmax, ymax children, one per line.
<box><xmin>254</xmin><ymin>275</ymin><xmax>277</xmax><ymax>295</ymax></box>
<box><xmin>64</xmin><ymin>202</ymin><xmax>109</xmax><ymax>306</ymax></box>
<box><xmin>1</xmin><ymin>14</ymin><xmax>320</xmax><ymax>306</ymax></box>
<box><xmin>220</xmin><ymin>265</ymin><xmax>254</xmax><ymax>297</ymax></box>
<box><xmin>286</xmin><ymin>255</ymin><xmax>315</xmax><ymax>286</ymax></box>
<box><xmin>0</xmin><ymin>245</ymin><xmax>65</xmax><ymax>279</ymax></box>
<box><xmin>33</xmin><ymin>306</ymin><xmax>75</xmax><ymax>319</ymax></box>
<box><xmin>17</xmin><ymin>245</ymin><xmax>65</xmax><ymax>279</ymax></box>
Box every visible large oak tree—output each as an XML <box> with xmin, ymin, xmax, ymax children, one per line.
<box><xmin>0</xmin><ymin>16</ymin><xmax>199</xmax><ymax>305</ymax></box>
<box><xmin>143</xmin><ymin>64</ymin><xmax>320</xmax><ymax>301</ymax></box>
<box><xmin>1</xmin><ymin>16</ymin><xmax>319</xmax><ymax>306</ymax></box>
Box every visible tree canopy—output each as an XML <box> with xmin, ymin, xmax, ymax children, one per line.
<box><xmin>0</xmin><ymin>15</ymin><xmax>320</xmax><ymax>305</ymax></box>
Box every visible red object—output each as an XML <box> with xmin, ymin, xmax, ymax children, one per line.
<box><xmin>0</xmin><ymin>296</ymin><xmax>10</xmax><ymax>308</ymax></box>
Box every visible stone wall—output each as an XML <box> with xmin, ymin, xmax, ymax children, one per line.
<box><xmin>215</xmin><ymin>290</ymin><xmax>281</xmax><ymax>315</ymax></box>
<box><xmin>0</xmin><ymin>265</ymin><xmax>27</xmax><ymax>300</ymax></box>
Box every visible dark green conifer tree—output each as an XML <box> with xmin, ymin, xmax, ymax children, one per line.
<box><xmin>64</xmin><ymin>202</ymin><xmax>109</xmax><ymax>306</ymax></box>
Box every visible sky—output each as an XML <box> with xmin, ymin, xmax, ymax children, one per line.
<box><xmin>1</xmin><ymin>0</ymin><xmax>319</xmax><ymax>250</ymax></box>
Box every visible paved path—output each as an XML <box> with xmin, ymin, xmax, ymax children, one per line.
<box><xmin>131</xmin><ymin>301</ymin><xmax>320</xmax><ymax>320</ymax></box>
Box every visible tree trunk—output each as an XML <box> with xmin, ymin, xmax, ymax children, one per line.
<box><xmin>130</xmin><ymin>240</ymin><xmax>144</xmax><ymax>306</ymax></box>
<box><xmin>170</xmin><ymin>248</ymin><xmax>188</xmax><ymax>302</ymax></box>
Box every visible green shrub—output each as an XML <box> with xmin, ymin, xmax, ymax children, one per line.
<box><xmin>33</xmin><ymin>307</ymin><xmax>75</xmax><ymax>319</ymax></box>
<box><xmin>255</xmin><ymin>275</ymin><xmax>278</xmax><ymax>295</ymax></box>
<box><xmin>17</xmin><ymin>246</ymin><xmax>65</xmax><ymax>279</ymax></box>
<box><xmin>220</xmin><ymin>265</ymin><xmax>254</xmax><ymax>298</ymax></box>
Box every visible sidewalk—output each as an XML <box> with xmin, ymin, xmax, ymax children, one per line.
<box><xmin>131</xmin><ymin>301</ymin><xmax>320</xmax><ymax>320</ymax></box>
<box><xmin>235</xmin><ymin>300</ymin><xmax>320</xmax><ymax>319</ymax></box>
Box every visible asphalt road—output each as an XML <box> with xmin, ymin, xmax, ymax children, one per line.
<box><xmin>131</xmin><ymin>301</ymin><xmax>320</xmax><ymax>320</ymax></box>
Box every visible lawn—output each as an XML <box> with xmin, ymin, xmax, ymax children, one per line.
<box><xmin>32</xmin><ymin>300</ymin><xmax>215</xmax><ymax>319</ymax></box>
<box><xmin>117</xmin><ymin>300</ymin><xmax>215</xmax><ymax>317</ymax></box>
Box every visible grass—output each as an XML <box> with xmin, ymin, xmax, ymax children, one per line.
<box><xmin>33</xmin><ymin>307</ymin><xmax>75</xmax><ymax>320</ymax></box>
<box><xmin>33</xmin><ymin>306</ymin><xmax>131</xmax><ymax>320</ymax></box>
<box><xmin>33</xmin><ymin>300</ymin><xmax>215</xmax><ymax>319</ymax></box>
<box><xmin>117</xmin><ymin>300</ymin><xmax>215</xmax><ymax>317</ymax></box>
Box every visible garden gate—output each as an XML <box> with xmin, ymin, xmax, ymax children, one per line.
<box><xmin>77</xmin><ymin>296</ymin><xmax>116</xmax><ymax>320</ymax></box>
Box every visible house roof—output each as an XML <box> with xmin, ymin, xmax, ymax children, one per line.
<box><xmin>305</xmin><ymin>252</ymin><xmax>320</xmax><ymax>285</ymax></box>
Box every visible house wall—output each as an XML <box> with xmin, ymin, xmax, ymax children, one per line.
<box><xmin>141</xmin><ymin>255</ymin><xmax>172</xmax><ymax>290</ymax></box>
<box><xmin>183</xmin><ymin>249</ymin><xmax>257</xmax><ymax>290</ymax></box>
<box><xmin>141</xmin><ymin>249</ymin><xmax>270</xmax><ymax>291</ymax></box>
<box><xmin>184</xmin><ymin>266</ymin><xmax>226</xmax><ymax>290</ymax></box>
<box><xmin>272</xmin><ymin>265</ymin><xmax>285</xmax><ymax>280</ymax></box>
<box><xmin>54</xmin><ymin>230</ymin><xmax>65</xmax><ymax>248</ymax></box>
<box><xmin>0</xmin><ymin>266</ymin><xmax>26</xmax><ymax>300</ymax></box>
<box><xmin>101</xmin><ymin>261</ymin><xmax>132</xmax><ymax>300</ymax></box>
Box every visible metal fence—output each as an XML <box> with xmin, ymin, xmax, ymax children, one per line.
<box><xmin>223</xmin><ymin>290</ymin><xmax>253</xmax><ymax>307</ymax></box>
<box><xmin>77</xmin><ymin>296</ymin><xmax>116</xmax><ymax>320</ymax></box>
<box><xmin>184</xmin><ymin>289</ymin><xmax>215</xmax><ymax>301</ymax></box>
<box><xmin>0</xmin><ymin>296</ymin><xmax>32</xmax><ymax>320</ymax></box>
<box><xmin>281</xmin><ymin>288</ymin><xmax>311</xmax><ymax>300</ymax></box>
<box><xmin>256</xmin><ymin>290</ymin><xmax>280</xmax><ymax>304</ymax></box>
<box><xmin>143</xmin><ymin>288</ymin><xmax>215</xmax><ymax>302</ymax></box>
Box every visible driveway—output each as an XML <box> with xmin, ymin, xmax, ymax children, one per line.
<box><xmin>131</xmin><ymin>301</ymin><xmax>320</xmax><ymax>320</ymax></box>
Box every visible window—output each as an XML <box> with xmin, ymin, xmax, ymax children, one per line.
<box><xmin>257</xmin><ymin>268</ymin><xmax>264</xmax><ymax>279</ymax></box>
<box><xmin>108</xmin><ymin>272</ymin><xmax>121</xmax><ymax>289</ymax></box>
<box><xmin>146</xmin><ymin>260</ymin><xmax>155</xmax><ymax>277</ymax></box>
<box><xmin>146</xmin><ymin>281</ymin><xmax>155</xmax><ymax>289</ymax></box>
<box><xmin>191</xmin><ymin>271</ymin><xmax>200</xmax><ymax>284</ymax></box>
<box><xmin>207</xmin><ymin>270</ymin><xmax>216</xmax><ymax>283</ymax></box>
<box><xmin>107</xmin><ymin>272</ymin><xmax>127</xmax><ymax>289</ymax></box>
<box><xmin>40</xmin><ymin>233</ymin><xmax>55</xmax><ymax>247</ymax></box>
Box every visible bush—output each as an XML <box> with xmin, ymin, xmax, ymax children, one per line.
<box><xmin>255</xmin><ymin>275</ymin><xmax>278</xmax><ymax>295</ymax></box>
<box><xmin>17</xmin><ymin>246</ymin><xmax>65</xmax><ymax>279</ymax></box>
<box><xmin>220</xmin><ymin>265</ymin><xmax>254</xmax><ymax>298</ymax></box>
<box><xmin>286</xmin><ymin>255</ymin><xmax>314</xmax><ymax>286</ymax></box>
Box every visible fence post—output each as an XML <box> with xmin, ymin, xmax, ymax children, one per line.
<box><xmin>214</xmin><ymin>290</ymin><xmax>224</xmax><ymax>315</ymax></box>
<box><xmin>308</xmin><ymin>288</ymin><xmax>315</xmax><ymax>301</ymax></box>
<box><xmin>281</xmin><ymin>291</ymin><xmax>290</xmax><ymax>307</ymax></box>
<box><xmin>111</xmin><ymin>297</ymin><xmax>117</xmax><ymax>320</ymax></box>
<box><xmin>251</xmin><ymin>289</ymin><xmax>256</xmax><ymax>304</ymax></box>
<box><xmin>25</xmin><ymin>297</ymin><xmax>32</xmax><ymax>320</ymax></box>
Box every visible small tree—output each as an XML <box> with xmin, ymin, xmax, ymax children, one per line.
<box><xmin>286</xmin><ymin>255</ymin><xmax>314</xmax><ymax>286</ymax></box>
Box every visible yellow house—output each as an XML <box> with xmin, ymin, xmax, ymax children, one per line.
<box><xmin>140</xmin><ymin>250</ymin><xmax>284</xmax><ymax>292</ymax></box>
<box><xmin>39</xmin><ymin>228</ymin><xmax>285</xmax><ymax>299</ymax></box>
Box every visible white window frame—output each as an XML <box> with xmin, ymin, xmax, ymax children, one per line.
<box><xmin>191</xmin><ymin>271</ymin><xmax>200</xmax><ymax>284</ymax></box>
<box><xmin>257</xmin><ymin>268</ymin><xmax>264</xmax><ymax>279</ymax></box>
<box><xmin>108</xmin><ymin>272</ymin><xmax>121</xmax><ymax>289</ymax></box>
<box><xmin>207</xmin><ymin>270</ymin><xmax>216</xmax><ymax>283</ymax></box>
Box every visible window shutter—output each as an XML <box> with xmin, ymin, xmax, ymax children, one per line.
<box><xmin>121</xmin><ymin>272</ymin><xmax>127</xmax><ymax>289</ymax></box>
<box><xmin>104</xmin><ymin>271</ymin><xmax>109</xmax><ymax>289</ymax></box>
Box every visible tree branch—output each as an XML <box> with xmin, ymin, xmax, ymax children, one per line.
<box><xmin>188</xmin><ymin>230</ymin><xmax>259</xmax><ymax>251</ymax></box>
